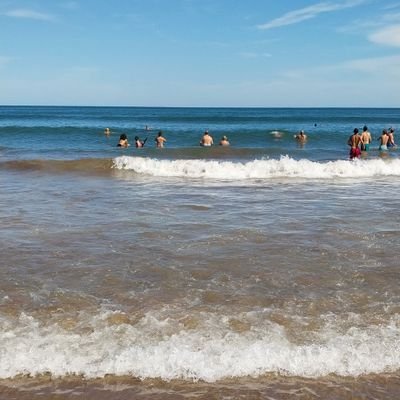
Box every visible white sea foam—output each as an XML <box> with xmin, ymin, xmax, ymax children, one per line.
<box><xmin>1</xmin><ymin>312</ymin><xmax>399</xmax><ymax>381</ymax></box>
<box><xmin>113</xmin><ymin>156</ymin><xmax>400</xmax><ymax>180</ymax></box>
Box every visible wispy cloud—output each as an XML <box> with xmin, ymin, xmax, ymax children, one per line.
<box><xmin>3</xmin><ymin>8</ymin><xmax>54</xmax><ymax>21</ymax></box>
<box><xmin>257</xmin><ymin>0</ymin><xmax>365</xmax><ymax>30</ymax></box>
<box><xmin>369</xmin><ymin>25</ymin><xmax>400</xmax><ymax>47</ymax></box>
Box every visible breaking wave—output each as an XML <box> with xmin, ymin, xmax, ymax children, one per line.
<box><xmin>0</xmin><ymin>312</ymin><xmax>399</xmax><ymax>381</ymax></box>
<box><xmin>113</xmin><ymin>156</ymin><xmax>400</xmax><ymax>180</ymax></box>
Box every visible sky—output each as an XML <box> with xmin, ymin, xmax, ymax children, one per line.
<box><xmin>0</xmin><ymin>0</ymin><xmax>400</xmax><ymax>107</ymax></box>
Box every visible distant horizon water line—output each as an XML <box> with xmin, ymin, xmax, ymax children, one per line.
<box><xmin>1</xmin><ymin>104</ymin><xmax>400</xmax><ymax>110</ymax></box>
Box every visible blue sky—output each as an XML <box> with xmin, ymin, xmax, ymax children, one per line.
<box><xmin>0</xmin><ymin>0</ymin><xmax>400</xmax><ymax>107</ymax></box>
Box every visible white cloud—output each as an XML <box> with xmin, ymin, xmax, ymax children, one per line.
<box><xmin>3</xmin><ymin>8</ymin><xmax>54</xmax><ymax>21</ymax></box>
<box><xmin>369</xmin><ymin>25</ymin><xmax>400</xmax><ymax>47</ymax></box>
<box><xmin>257</xmin><ymin>0</ymin><xmax>365</xmax><ymax>30</ymax></box>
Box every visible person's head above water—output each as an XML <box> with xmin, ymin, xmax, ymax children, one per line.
<box><xmin>363</xmin><ymin>126</ymin><xmax>368</xmax><ymax>132</ymax></box>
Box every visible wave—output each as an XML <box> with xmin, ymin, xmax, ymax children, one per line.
<box><xmin>0</xmin><ymin>312</ymin><xmax>399</xmax><ymax>381</ymax></box>
<box><xmin>4</xmin><ymin>156</ymin><xmax>400</xmax><ymax>181</ymax></box>
<box><xmin>113</xmin><ymin>156</ymin><xmax>400</xmax><ymax>180</ymax></box>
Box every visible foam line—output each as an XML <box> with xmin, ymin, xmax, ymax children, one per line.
<box><xmin>113</xmin><ymin>156</ymin><xmax>400</xmax><ymax>180</ymax></box>
<box><xmin>0</xmin><ymin>313</ymin><xmax>399</xmax><ymax>381</ymax></box>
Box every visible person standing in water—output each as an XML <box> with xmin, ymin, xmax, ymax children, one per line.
<box><xmin>387</xmin><ymin>128</ymin><xmax>396</xmax><ymax>148</ymax></box>
<box><xmin>200</xmin><ymin>130</ymin><xmax>213</xmax><ymax>146</ymax></box>
<box><xmin>378</xmin><ymin>129</ymin><xmax>389</xmax><ymax>151</ymax></box>
<box><xmin>360</xmin><ymin>125</ymin><xmax>372</xmax><ymax>152</ymax></box>
<box><xmin>155</xmin><ymin>131</ymin><xmax>167</xmax><ymax>148</ymax></box>
<box><xmin>294</xmin><ymin>130</ymin><xmax>307</xmax><ymax>142</ymax></box>
<box><xmin>219</xmin><ymin>135</ymin><xmax>230</xmax><ymax>146</ymax></box>
<box><xmin>135</xmin><ymin>136</ymin><xmax>147</xmax><ymax>148</ymax></box>
<box><xmin>347</xmin><ymin>128</ymin><xmax>361</xmax><ymax>159</ymax></box>
<box><xmin>117</xmin><ymin>134</ymin><xmax>129</xmax><ymax>148</ymax></box>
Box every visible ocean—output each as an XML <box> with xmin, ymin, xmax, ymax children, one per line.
<box><xmin>1</xmin><ymin>106</ymin><xmax>400</xmax><ymax>399</ymax></box>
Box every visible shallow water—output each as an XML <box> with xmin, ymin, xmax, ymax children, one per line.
<box><xmin>1</xmin><ymin>374</ymin><xmax>400</xmax><ymax>399</ymax></box>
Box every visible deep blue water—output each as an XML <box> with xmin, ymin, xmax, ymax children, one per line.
<box><xmin>0</xmin><ymin>106</ymin><xmax>399</xmax><ymax>162</ymax></box>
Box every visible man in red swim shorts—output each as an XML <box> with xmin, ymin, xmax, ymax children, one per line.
<box><xmin>347</xmin><ymin>128</ymin><xmax>362</xmax><ymax>159</ymax></box>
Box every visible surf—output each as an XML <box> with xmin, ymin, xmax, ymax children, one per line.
<box><xmin>0</xmin><ymin>311</ymin><xmax>399</xmax><ymax>381</ymax></box>
<box><xmin>113</xmin><ymin>156</ymin><xmax>400</xmax><ymax>180</ymax></box>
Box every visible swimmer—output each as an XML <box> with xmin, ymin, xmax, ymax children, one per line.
<box><xmin>135</xmin><ymin>136</ymin><xmax>147</xmax><ymax>148</ymax></box>
<box><xmin>155</xmin><ymin>131</ymin><xmax>167</xmax><ymax>148</ymax></box>
<box><xmin>294</xmin><ymin>130</ymin><xmax>307</xmax><ymax>142</ymax></box>
<box><xmin>219</xmin><ymin>135</ymin><xmax>230</xmax><ymax>146</ymax></box>
<box><xmin>360</xmin><ymin>125</ymin><xmax>372</xmax><ymax>152</ymax></box>
<box><xmin>200</xmin><ymin>130</ymin><xmax>213</xmax><ymax>146</ymax></box>
<box><xmin>117</xmin><ymin>133</ymin><xmax>129</xmax><ymax>148</ymax></box>
<box><xmin>104</xmin><ymin>128</ymin><xmax>111</xmax><ymax>136</ymax></box>
<box><xmin>347</xmin><ymin>128</ymin><xmax>361</xmax><ymax>159</ymax></box>
<box><xmin>271</xmin><ymin>130</ymin><xmax>283</xmax><ymax>138</ymax></box>
<box><xmin>378</xmin><ymin>129</ymin><xmax>389</xmax><ymax>151</ymax></box>
<box><xmin>387</xmin><ymin>128</ymin><xmax>396</xmax><ymax>148</ymax></box>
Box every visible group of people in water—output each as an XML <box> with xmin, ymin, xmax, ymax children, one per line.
<box><xmin>105</xmin><ymin>127</ymin><xmax>231</xmax><ymax>148</ymax></box>
<box><xmin>199</xmin><ymin>130</ymin><xmax>230</xmax><ymax>146</ymax></box>
<box><xmin>105</xmin><ymin>125</ymin><xmax>396</xmax><ymax>158</ymax></box>
<box><xmin>347</xmin><ymin>125</ymin><xmax>396</xmax><ymax>159</ymax></box>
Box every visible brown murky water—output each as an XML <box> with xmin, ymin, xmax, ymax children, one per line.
<box><xmin>2</xmin><ymin>374</ymin><xmax>400</xmax><ymax>399</ymax></box>
<box><xmin>1</xmin><ymin>164</ymin><xmax>400</xmax><ymax>399</ymax></box>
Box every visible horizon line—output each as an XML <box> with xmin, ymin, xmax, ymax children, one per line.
<box><xmin>1</xmin><ymin>104</ymin><xmax>399</xmax><ymax>109</ymax></box>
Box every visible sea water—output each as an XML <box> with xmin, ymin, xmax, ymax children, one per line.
<box><xmin>0</xmin><ymin>106</ymin><xmax>400</xmax><ymax>399</ymax></box>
